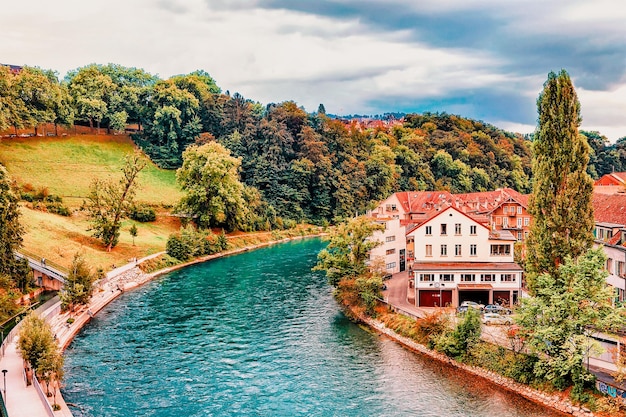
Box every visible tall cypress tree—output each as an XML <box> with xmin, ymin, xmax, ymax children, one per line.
<box><xmin>525</xmin><ymin>70</ymin><xmax>595</xmax><ymax>292</ymax></box>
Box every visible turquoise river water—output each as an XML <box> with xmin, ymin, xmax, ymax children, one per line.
<box><xmin>63</xmin><ymin>238</ymin><xmax>563</xmax><ymax>417</ymax></box>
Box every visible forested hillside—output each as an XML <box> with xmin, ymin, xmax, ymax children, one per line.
<box><xmin>1</xmin><ymin>63</ymin><xmax>623</xmax><ymax>225</ymax></box>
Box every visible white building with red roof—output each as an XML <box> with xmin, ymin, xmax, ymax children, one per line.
<box><xmin>406</xmin><ymin>206</ymin><xmax>522</xmax><ymax>307</ymax></box>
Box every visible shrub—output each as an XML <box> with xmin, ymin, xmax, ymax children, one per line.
<box><xmin>415</xmin><ymin>311</ymin><xmax>450</xmax><ymax>347</ymax></box>
<box><xmin>166</xmin><ymin>234</ymin><xmax>192</xmax><ymax>261</ymax></box>
<box><xmin>130</xmin><ymin>204</ymin><xmax>156</xmax><ymax>222</ymax></box>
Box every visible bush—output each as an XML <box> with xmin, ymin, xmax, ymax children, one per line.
<box><xmin>45</xmin><ymin>202</ymin><xmax>70</xmax><ymax>216</ymax></box>
<box><xmin>130</xmin><ymin>204</ymin><xmax>156</xmax><ymax>222</ymax></box>
<box><xmin>166</xmin><ymin>234</ymin><xmax>193</xmax><ymax>261</ymax></box>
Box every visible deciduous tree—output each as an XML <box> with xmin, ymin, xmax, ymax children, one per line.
<box><xmin>17</xmin><ymin>313</ymin><xmax>57</xmax><ymax>372</ymax></box>
<box><xmin>175</xmin><ymin>142</ymin><xmax>248</xmax><ymax>231</ymax></box>
<box><xmin>518</xmin><ymin>249</ymin><xmax>625</xmax><ymax>391</ymax></box>
<box><xmin>314</xmin><ymin>216</ymin><xmax>384</xmax><ymax>286</ymax></box>
<box><xmin>86</xmin><ymin>151</ymin><xmax>146</xmax><ymax>250</ymax></box>
<box><xmin>60</xmin><ymin>253</ymin><xmax>96</xmax><ymax>312</ymax></box>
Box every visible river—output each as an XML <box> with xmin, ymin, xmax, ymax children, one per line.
<box><xmin>62</xmin><ymin>238</ymin><xmax>563</xmax><ymax>417</ymax></box>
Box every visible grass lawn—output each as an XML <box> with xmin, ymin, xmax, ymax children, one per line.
<box><xmin>0</xmin><ymin>134</ymin><xmax>184</xmax><ymax>271</ymax></box>
<box><xmin>0</xmin><ymin>134</ymin><xmax>182</xmax><ymax>208</ymax></box>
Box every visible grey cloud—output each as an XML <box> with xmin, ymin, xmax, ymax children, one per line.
<box><xmin>249</xmin><ymin>0</ymin><xmax>626</xmax><ymax>91</ymax></box>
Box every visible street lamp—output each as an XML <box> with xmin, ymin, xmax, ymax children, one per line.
<box><xmin>2</xmin><ymin>369</ymin><xmax>7</xmax><ymax>402</ymax></box>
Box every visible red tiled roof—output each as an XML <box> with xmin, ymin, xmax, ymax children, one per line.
<box><xmin>411</xmin><ymin>262</ymin><xmax>523</xmax><ymax>271</ymax></box>
<box><xmin>592</xmin><ymin>193</ymin><xmax>626</xmax><ymax>226</ymax></box>
<box><xmin>595</xmin><ymin>172</ymin><xmax>626</xmax><ymax>186</ymax></box>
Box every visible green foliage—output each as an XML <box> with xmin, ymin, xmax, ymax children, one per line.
<box><xmin>175</xmin><ymin>142</ymin><xmax>248</xmax><ymax>231</ymax></box>
<box><xmin>60</xmin><ymin>253</ymin><xmax>96</xmax><ymax>312</ymax></box>
<box><xmin>434</xmin><ymin>308</ymin><xmax>482</xmax><ymax>358</ymax></box>
<box><xmin>0</xmin><ymin>164</ymin><xmax>30</xmax><ymax>292</ymax></box>
<box><xmin>355</xmin><ymin>275</ymin><xmax>383</xmax><ymax>315</ymax></box>
<box><xmin>85</xmin><ymin>151</ymin><xmax>146</xmax><ymax>250</ymax></box>
<box><xmin>166</xmin><ymin>226</ymin><xmax>228</xmax><ymax>261</ymax></box>
<box><xmin>129</xmin><ymin>204</ymin><xmax>156</xmax><ymax>222</ymax></box>
<box><xmin>526</xmin><ymin>70</ymin><xmax>595</xmax><ymax>291</ymax></box>
<box><xmin>17</xmin><ymin>313</ymin><xmax>57</xmax><ymax>371</ymax></box>
<box><xmin>314</xmin><ymin>216</ymin><xmax>384</xmax><ymax>286</ymax></box>
<box><xmin>518</xmin><ymin>249</ymin><xmax>626</xmax><ymax>390</ymax></box>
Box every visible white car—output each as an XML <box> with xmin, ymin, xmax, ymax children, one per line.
<box><xmin>481</xmin><ymin>313</ymin><xmax>513</xmax><ymax>325</ymax></box>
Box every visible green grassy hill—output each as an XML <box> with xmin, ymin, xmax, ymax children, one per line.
<box><xmin>0</xmin><ymin>134</ymin><xmax>183</xmax><ymax>271</ymax></box>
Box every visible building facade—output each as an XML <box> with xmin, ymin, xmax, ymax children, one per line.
<box><xmin>406</xmin><ymin>206</ymin><xmax>522</xmax><ymax>307</ymax></box>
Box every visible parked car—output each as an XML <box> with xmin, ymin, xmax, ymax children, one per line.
<box><xmin>481</xmin><ymin>313</ymin><xmax>514</xmax><ymax>325</ymax></box>
<box><xmin>456</xmin><ymin>305</ymin><xmax>469</xmax><ymax>314</ymax></box>
<box><xmin>484</xmin><ymin>304</ymin><xmax>512</xmax><ymax>315</ymax></box>
<box><xmin>459</xmin><ymin>301</ymin><xmax>485</xmax><ymax>310</ymax></box>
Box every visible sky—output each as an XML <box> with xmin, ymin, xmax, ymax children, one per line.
<box><xmin>3</xmin><ymin>0</ymin><xmax>626</xmax><ymax>141</ymax></box>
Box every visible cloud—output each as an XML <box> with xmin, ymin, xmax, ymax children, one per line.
<box><xmin>2</xmin><ymin>0</ymin><xmax>626</xmax><ymax>140</ymax></box>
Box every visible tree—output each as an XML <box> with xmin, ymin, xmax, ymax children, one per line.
<box><xmin>175</xmin><ymin>142</ymin><xmax>248</xmax><ymax>231</ymax></box>
<box><xmin>129</xmin><ymin>224</ymin><xmax>138</xmax><ymax>246</ymax></box>
<box><xmin>66</xmin><ymin>65</ymin><xmax>114</xmax><ymax>132</ymax></box>
<box><xmin>518</xmin><ymin>249</ymin><xmax>625</xmax><ymax>391</ymax></box>
<box><xmin>525</xmin><ymin>70</ymin><xmax>595</xmax><ymax>292</ymax></box>
<box><xmin>0</xmin><ymin>164</ymin><xmax>30</xmax><ymax>292</ymax></box>
<box><xmin>17</xmin><ymin>313</ymin><xmax>57</xmax><ymax>373</ymax></box>
<box><xmin>37</xmin><ymin>347</ymin><xmax>64</xmax><ymax>403</ymax></box>
<box><xmin>60</xmin><ymin>253</ymin><xmax>96</xmax><ymax>312</ymax></box>
<box><xmin>314</xmin><ymin>216</ymin><xmax>384</xmax><ymax>286</ymax></box>
<box><xmin>86</xmin><ymin>151</ymin><xmax>146</xmax><ymax>250</ymax></box>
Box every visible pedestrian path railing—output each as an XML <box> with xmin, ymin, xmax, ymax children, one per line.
<box><xmin>33</xmin><ymin>376</ymin><xmax>55</xmax><ymax>417</ymax></box>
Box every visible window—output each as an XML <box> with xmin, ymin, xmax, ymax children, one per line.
<box><xmin>503</xmin><ymin>206</ymin><xmax>508</xmax><ymax>214</ymax></box>
<box><xmin>420</xmin><ymin>273</ymin><xmax>434</xmax><ymax>282</ymax></box>
<box><xmin>503</xmin><ymin>217</ymin><xmax>509</xmax><ymax>227</ymax></box>
<box><xmin>501</xmin><ymin>273</ymin><xmax>516</xmax><ymax>282</ymax></box>
<box><xmin>386</xmin><ymin>204</ymin><xmax>397</xmax><ymax>212</ymax></box>
<box><xmin>425</xmin><ymin>225</ymin><xmax>432</xmax><ymax>236</ymax></box>
<box><xmin>425</xmin><ymin>244</ymin><xmax>433</xmax><ymax>257</ymax></box>
<box><xmin>441</xmin><ymin>244</ymin><xmax>447</xmax><ymax>256</ymax></box>
<box><xmin>524</xmin><ymin>217</ymin><xmax>530</xmax><ymax>226</ymax></box>
<box><xmin>517</xmin><ymin>232</ymin><xmax>522</xmax><ymax>240</ymax></box>
<box><xmin>617</xmin><ymin>261</ymin><xmax>626</xmax><ymax>277</ymax></box>
<box><xmin>470</xmin><ymin>225</ymin><xmax>477</xmax><ymax>235</ymax></box>
<box><xmin>481</xmin><ymin>274</ymin><xmax>495</xmax><ymax>282</ymax></box>
<box><xmin>386</xmin><ymin>262</ymin><xmax>397</xmax><ymax>269</ymax></box>
<box><xmin>441</xmin><ymin>224</ymin><xmax>447</xmax><ymax>235</ymax></box>
<box><xmin>517</xmin><ymin>218</ymin><xmax>522</xmax><ymax>228</ymax></box>
<box><xmin>470</xmin><ymin>244</ymin><xmax>477</xmax><ymax>256</ymax></box>
<box><xmin>386</xmin><ymin>248</ymin><xmax>396</xmax><ymax>255</ymax></box>
<box><xmin>496</xmin><ymin>217</ymin><xmax>502</xmax><ymax>225</ymax></box>
<box><xmin>455</xmin><ymin>244</ymin><xmax>462</xmax><ymax>256</ymax></box>
<box><xmin>386</xmin><ymin>235</ymin><xmax>395</xmax><ymax>242</ymax></box>
<box><xmin>441</xmin><ymin>274</ymin><xmax>454</xmax><ymax>282</ymax></box>
<box><xmin>455</xmin><ymin>223</ymin><xmax>462</xmax><ymax>235</ymax></box>
<box><xmin>490</xmin><ymin>244</ymin><xmax>511</xmax><ymax>256</ymax></box>
<box><xmin>607</xmin><ymin>258</ymin><xmax>614</xmax><ymax>273</ymax></box>
<box><xmin>517</xmin><ymin>206</ymin><xmax>522</xmax><ymax>214</ymax></box>
<box><xmin>461</xmin><ymin>274</ymin><xmax>475</xmax><ymax>282</ymax></box>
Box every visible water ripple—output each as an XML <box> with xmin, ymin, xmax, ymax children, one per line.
<box><xmin>63</xmin><ymin>239</ymin><xmax>563</xmax><ymax>417</ymax></box>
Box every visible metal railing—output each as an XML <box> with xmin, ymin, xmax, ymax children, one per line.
<box><xmin>33</xmin><ymin>376</ymin><xmax>55</xmax><ymax>417</ymax></box>
<box><xmin>15</xmin><ymin>250</ymin><xmax>68</xmax><ymax>275</ymax></box>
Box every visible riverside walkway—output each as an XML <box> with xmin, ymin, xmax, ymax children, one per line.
<box><xmin>0</xmin><ymin>252</ymin><xmax>164</xmax><ymax>417</ymax></box>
